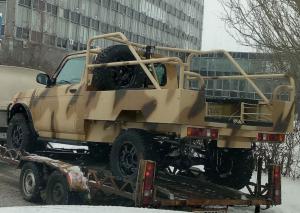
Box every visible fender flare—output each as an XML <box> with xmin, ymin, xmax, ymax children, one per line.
<box><xmin>7</xmin><ymin>103</ymin><xmax>37</xmax><ymax>137</ymax></box>
<box><xmin>8</xmin><ymin>103</ymin><xmax>33</xmax><ymax>124</ymax></box>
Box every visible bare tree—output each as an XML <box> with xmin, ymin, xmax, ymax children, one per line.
<box><xmin>220</xmin><ymin>0</ymin><xmax>300</xmax><ymax>76</ymax></box>
<box><xmin>220</xmin><ymin>0</ymin><xmax>300</xmax><ymax>177</ymax></box>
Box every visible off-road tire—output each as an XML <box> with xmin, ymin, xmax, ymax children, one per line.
<box><xmin>110</xmin><ymin>129</ymin><xmax>156</xmax><ymax>180</ymax></box>
<box><xmin>204</xmin><ymin>147</ymin><xmax>254</xmax><ymax>190</ymax></box>
<box><xmin>20</xmin><ymin>162</ymin><xmax>43</xmax><ymax>202</ymax></box>
<box><xmin>7</xmin><ymin>113</ymin><xmax>36</xmax><ymax>152</ymax></box>
<box><xmin>92</xmin><ymin>45</ymin><xmax>145</xmax><ymax>90</ymax></box>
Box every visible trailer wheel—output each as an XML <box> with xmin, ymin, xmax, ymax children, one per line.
<box><xmin>46</xmin><ymin>171</ymin><xmax>70</xmax><ymax>205</ymax></box>
<box><xmin>204</xmin><ymin>147</ymin><xmax>254</xmax><ymax>190</ymax></box>
<box><xmin>110</xmin><ymin>129</ymin><xmax>155</xmax><ymax>180</ymax></box>
<box><xmin>92</xmin><ymin>45</ymin><xmax>145</xmax><ymax>90</ymax></box>
<box><xmin>7</xmin><ymin>113</ymin><xmax>36</xmax><ymax>152</ymax></box>
<box><xmin>46</xmin><ymin>171</ymin><xmax>86</xmax><ymax>205</ymax></box>
<box><xmin>20</xmin><ymin>162</ymin><xmax>43</xmax><ymax>202</ymax></box>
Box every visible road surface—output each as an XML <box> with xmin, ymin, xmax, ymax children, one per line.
<box><xmin>0</xmin><ymin>160</ymin><xmax>35</xmax><ymax>207</ymax></box>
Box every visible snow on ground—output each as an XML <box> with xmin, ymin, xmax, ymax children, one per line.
<box><xmin>0</xmin><ymin>171</ymin><xmax>299</xmax><ymax>213</ymax></box>
<box><xmin>230</xmin><ymin>173</ymin><xmax>300</xmax><ymax>213</ymax></box>
<box><xmin>0</xmin><ymin>206</ymin><xmax>179</xmax><ymax>213</ymax></box>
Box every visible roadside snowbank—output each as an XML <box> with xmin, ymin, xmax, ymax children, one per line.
<box><xmin>0</xmin><ymin>206</ymin><xmax>179</xmax><ymax>213</ymax></box>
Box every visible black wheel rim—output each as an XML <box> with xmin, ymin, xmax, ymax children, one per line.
<box><xmin>112</xmin><ymin>66</ymin><xmax>136</xmax><ymax>88</ymax></box>
<box><xmin>11</xmin><ymin>125</ymin><xmax>23</xmax><ymax>149</ymax></box>
<box><xmin>52</xmin><ymin>182</ymin><xmax>65</xmax><ymax>203</ymax></box>
<box><xmin>119</xmin><ymin>142</ymin><xmax>138</xmax><ymax>176</ymax></box>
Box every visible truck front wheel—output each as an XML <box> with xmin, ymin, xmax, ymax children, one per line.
<box><xmin>204</xmin><ymin>146</ymin><xmax>255</xmax><ymax>189</ymax></box>
<box><xmin>110</xmin><ymin>129</ymin><xmax>155</xmax><ymax>180</ymax></box>
<box><xmin>7</xmin><ymin>113</ymin><xmax>36</xmax><ymax>152</ymax></box>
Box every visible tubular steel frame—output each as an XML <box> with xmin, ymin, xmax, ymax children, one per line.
<box><xmin>84</xmin><ymin>32</ymin><xmax>295</xmax><ymax>105</ymax></box>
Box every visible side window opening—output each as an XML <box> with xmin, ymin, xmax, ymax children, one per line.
<box><xmin>56</xmin><ymin>56</ymin><xmax>86</xmax><ymax>85</ymax></box>
<box><xmin>154</xmin><ymin>63</ymin><xmax>167</xmax><ymax>86</ymax></box>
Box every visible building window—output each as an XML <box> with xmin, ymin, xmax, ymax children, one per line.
<box><xmin>63</xmin><ymin>9</ymin><xmax>70</xmax><ymax>19</ymax></box>
<box><xmin>81</xmin><ymin>16</ymin><xmax>90</xmax><ymax>27</ymax></box>
<box><xmin>91</xmin><ymin>19</ymin><xmax>99</xmax><ymax>30</ymax></box>
<box><xmin>33</xmin><ymin>0</ymin><xmax>38</xmax><ymax>9</ymax></box>
<box><xmin>16</xmin><ymin>27</ymin><xmax>22</xmax><ymax>38</ymax></box>
<box><xmin>31</xmin><ymin>30</ymin><xmax>42</xmax><ymax>42</ymax></box>
<box><xmin>19</xmin><ymin>0</ymin><xmax>31</xmax><ymax>7</ymax></box>
<box><xmin>111</xmin><ymin>1</ymin><xmax>118</xmax><ymax>11</ymax></box>
<box><xmin>101</xmin><ymin>22</ymin><xmax>108</xmax><ymax>33</ymax></box>
<box><xmin>102</xmin><ymin>0</ymin><xmax>110</xmax><ymax>8</ymax></box>
<box><xmin>52</xmin><ymin>5</ymin><xmax>58</xmax><ymax>16</ymax></box>
<box><xmin>46</xmin><ymin>3</ymin><xmax>51</xmax><ymax>12</ymax></box>
<box><xmin>39</xmin><ymin>0</ymin><xmax>45</xmax><ymax>11</ymax></box>
<box><xmin>57</xmin><ymin>37</ymin><xmax>68</xmax><ymax>48</ymax></box>
<box><xmin>79</xmin><ymin>43</ymin><xmax>87</xmax><ymax>50</ymax></box>
<box><xmin>72</xmin><ymin>41</ymin><xmax>79</xmax><ymax>51</ymax></box>
<box><xmin>46</xmin><ymin>3</ymin><xmax>58</xmax><ymax>16</ymax></box>
<box><xmin>119</xmin><ymin>4</ymin><xmax>125</xmax><ymax>14</ymax></box>
<box><xmin>126</xmin><ymin>7</ymin><xmax>133</xmax><ymax>18</ymax></box>
<box><xmin>16</xmin><ymin>27</ymin><xmax>29</xmax><ymax>39</ymax></box>
<box><xmin>71</xmin><ymin>12</ymin><xmax>80</xmax><ymax>24</ymax></box>
<box><xmin>44</xmin><ymin>34</ymin><xmax>56</xmax><ymax>46</ymax></box>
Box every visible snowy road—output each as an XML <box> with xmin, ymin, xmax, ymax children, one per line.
<box><xmin>0</xmin><ymin>161</ymin><xmax>37</xmax><ymax>207</ymax></box>
<box><xmin>0</xmin><ymin>160</ymin><xmax>299</xmax><ymax>212</ymax></box>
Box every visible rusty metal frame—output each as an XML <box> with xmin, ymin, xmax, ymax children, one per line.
<box><xmin>0</xmin><ymin>145</ymin><xmax>23</xmax><ymax>166</ymax></box>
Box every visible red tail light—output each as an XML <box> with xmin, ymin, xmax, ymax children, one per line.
<box><xmin>187</xmin><ymin>127</ymin><xmax>219</xmax><ymax>139</ymax></box>
<box><xmin>142</xmin><ymin>161</ymin><xmax>156</xmax><ymax>207</ymax></box>
<box><xmin>269</xmin><ymin>165</ymin><xmax>281</xmax><ymax>205</ymax></box>
<box><xmin>257</xmin><ymin>133</ymin><xmax>285</xmax><ymax>142</ymax></box>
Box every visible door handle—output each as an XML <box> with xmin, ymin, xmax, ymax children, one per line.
<box><xmin>69</xmin><ymin>89</ymin><xmax>77</xmax><ymax>94</ymax></box>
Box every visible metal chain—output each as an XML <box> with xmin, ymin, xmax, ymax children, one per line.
<box><xmin>0</xmin><ymin>145</ymin><xmax>23</xmax><ymax>165</ymax></box>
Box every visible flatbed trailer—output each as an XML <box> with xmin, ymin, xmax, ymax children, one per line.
<box><xmin>0</xmin><ymin>145</ymin><xmax>281</xmax><ymax>213</ymax></box>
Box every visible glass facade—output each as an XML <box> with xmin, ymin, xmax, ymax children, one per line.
<box><xmin>190</xmin><ymin>52</ymin><xmax>288</xmax><ymax>100</ymax></box>
<box><xmin>2</xmin><ymin>0</ymin><xmax>204</xmax><ymax>51</ymax></box>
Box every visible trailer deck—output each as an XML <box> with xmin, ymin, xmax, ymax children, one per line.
<box><xmin>0</xmin><ymin>145</ymin><xmax>280</xmax><ymax>212</ymax></box>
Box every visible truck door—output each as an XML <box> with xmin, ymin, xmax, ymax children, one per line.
<box><xmin>34</xmin><ymin>55</ymin><xmax>86</xmax><ymax>140</ymax></box>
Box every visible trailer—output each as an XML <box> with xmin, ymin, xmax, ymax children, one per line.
<box><xmin>0</xmin><ymin>144</ymin><xmax>281</xmax><ymax>213</ymax></box>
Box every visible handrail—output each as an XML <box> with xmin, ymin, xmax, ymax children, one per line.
<box><xmin>85</xmin><ymin>32</ymin><xmax>186</xmax><ymax>89</ymax></box>
<box><xmin>187</xmin><ymin>51</ymin><xmax>272</xmax><ymax>104</ymax></box>
<box><xmin>84</xmin><ymin>32</ymin><xmax>295</xmax><ymax>104</ymax></box>
<box><xmin>184</xmin><ymin>71</ymin><xmax>205</xmax><ymax>90</ymax></box>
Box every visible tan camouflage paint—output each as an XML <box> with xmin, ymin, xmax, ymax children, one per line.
<box><xmin>10</xmin><ymin>33</ymin><xmax>296</xmax><ymax>148</ymax></box>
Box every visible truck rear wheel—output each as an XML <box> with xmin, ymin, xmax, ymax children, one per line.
<box><xmin>110</xmin><ymin>129</ymin><xmax>155</xmax><ymax>180</ymax></box>
<box><xmin>7</xmin><ymin>113</ymin><xmax>36</xmax><ymax>152</ymax></box>
<box><xmin>20</xmin><ymin>162</ymin><xmax>43</xmax><ymax>202</ymax></box>
<box><xmin>204</xmin><ymin>147</ymin><xmax>254</xmax><ymax>189</ymax></box>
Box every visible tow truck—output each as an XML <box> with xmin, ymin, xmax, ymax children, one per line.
<box><xmin>0</xmin><ymin>144</ymin><xmax>281</xmax><ymax>213</ymax></box>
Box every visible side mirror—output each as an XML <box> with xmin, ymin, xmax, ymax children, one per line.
<box><xmin>36</xmin><ymin>73</ymin><xmax>51</xmax><ymax>86</ymax></box>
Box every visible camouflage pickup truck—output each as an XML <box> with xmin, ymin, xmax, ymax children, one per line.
<box><xmin>6</xmin><ymin>32</ymin><xmax>295</xmax><ymax>189</ymax></box>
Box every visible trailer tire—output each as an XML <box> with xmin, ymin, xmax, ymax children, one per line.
<box><xmin>204</xmin><ymin>147</ymin><xmax>254</xmax><ymax>190</ymax></box>
<box><xmin>20</xmin><ymin>162</ymin><xmax>43</xmax><ymax>202</ymax></box>
<box><xmin>110</xmin><ymin>129</ymin><xmax>156</xmax><ymax>180</ymax></box>
<box><xmin>92</xmin><ymin>45</ymin><xmax>145</xmax><ymax>90</ymax></box>
<box><xmin>46</xmin><ymin>171</ymin><xmax>70</xmax><ymax>205</ymax></box>
<box><xmin>46</xmin><ymin>171</ymin><xmax>86</xmax><ymax>205</ymax></box>
<box><xmin>7</xmin><ymin>113</ymin><xmax>36</xmax><ymax>152</ymax></box>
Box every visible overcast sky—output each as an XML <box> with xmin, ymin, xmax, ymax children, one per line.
<box><xmin>201</xmin><ymin>0</ymin><xmax>254</xmax><ymax>52</ymax></box>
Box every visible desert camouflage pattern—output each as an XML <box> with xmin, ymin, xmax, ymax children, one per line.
<box><xmin>9</xmin><ymin>33</ymin><xmax>295</xmax><ymax>149</ymax></box>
